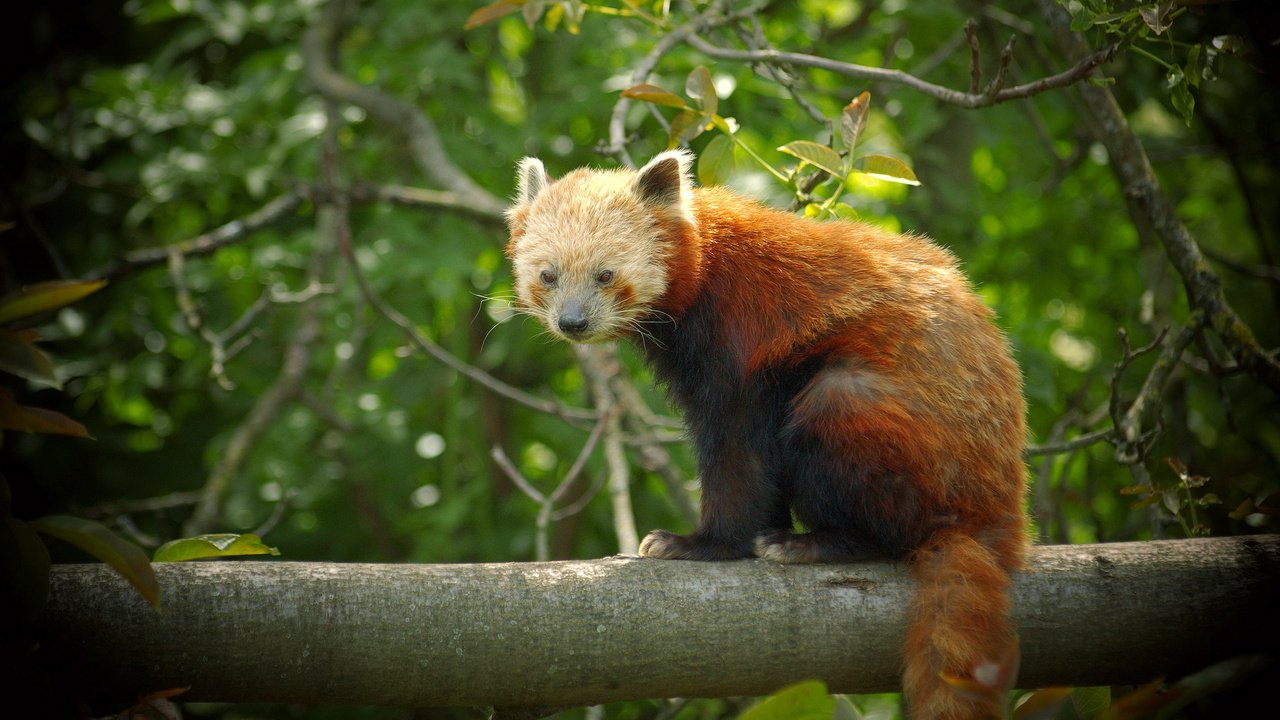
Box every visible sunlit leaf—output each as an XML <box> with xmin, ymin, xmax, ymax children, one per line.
<box><xmin>0</xmin><ymin>330</ymin><xmax>59</xmax><ymax>387</ymax></box>
<box><xmin>0</xmin><ymin>279</ymin><xmax>106</xmax><ymax>325</ymax></box>
<box><xmin>839</xmin><ymin>91</ymin><xmax>870</xmax><ymax>155</ymax></box>
<box><xmin>154</xmin><ymin>533</ymin><xmax>281</xmax><ymax>562</ymax></box>
<box><xmin>778</xmin><ymin>141</ymin><xmax>845</xmax><ymax>178</ymax></box>
<box><xmin>856</xmin><ymin>154</ymin><xmax>921</xmax><ymax>186</ymax></box>
<box><xmin>685</xmin><ymin>66</ymin><xmax>717</xmax><ymax>117</ymax></box>
<box><xmin>30</xmin><ymin>514</ymin><xmax>160</xmax><ymax>607</ymax></box>
<box><xmin>0</xmin><ymin>387</ymin><xmax>91</xmax><ymax>437</ymax></box>
<box><xmin>621</xmin><ymin>83</ymin><xmax>688</xmax><ymax>109</ymax></box>
<box><xmin>464</xmin><ymin>0</ymin><xmax>521</xmax><ymax>30</ymax></box>
<box><xmin>544</xmin><ymin>2</ymin><xmax>563</xmax><ymax>31</ymax></box>
<box><xmin>697</xmin><ymin>134</ymin><xmax>736</xmax><ymax>186</ymax></box>
<box><xmin>739</xmin><ymin>680</ymin><xmax>835</xmax><ymax>720</ymax></box>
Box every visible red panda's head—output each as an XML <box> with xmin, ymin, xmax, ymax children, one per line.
<box><xmin>504</xmin><ymin>150</ymin><xmax>697</xmax><ymax>344</ymax></box>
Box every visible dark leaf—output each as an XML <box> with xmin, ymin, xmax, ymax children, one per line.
<box><xmin>0</xmin><ymin>387</ymin><xmax>91</xmax><ymax>437</ymax></box>
<box><xmin>0</xmin><ymin>279</ymin><xmax>106</xmax><ymax>325</ymax></box>
<box><xmin>464</xmin><ymin>1</ymin><xmax>521</xmax><ymax>30</ymax></box>
<box><xmin>840</xmin><ymin>91</ymin><xmax>870</xmax><ymax>154</ymax></box>
<box><xmin>31</xmin><ymin>514</ymin><xmax>160</xmax><ymax>607</ymax></box>
<box><xmin>621</xmin><ymin>83</ymin><xmax>688</xmax><ymax>110</ymax></box>
<box><xmin>0</xmin><ymin>330</ymin><xmax>59</xmax><ymax>387</ymax></box>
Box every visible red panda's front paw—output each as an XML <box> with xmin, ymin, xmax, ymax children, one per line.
<box><xmin>639</xmin><ymin>529</ymin><xmax>753</xmax><ymax>560</ymax></box>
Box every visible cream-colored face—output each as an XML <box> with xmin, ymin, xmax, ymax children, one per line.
<box><xmin>505</xmin><ymin>152</ymin><xmax>692</xmax><ymax>343</ymax></box>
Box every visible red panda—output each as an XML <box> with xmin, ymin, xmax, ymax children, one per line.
<box><xmin>504</xmin><ymin>149</ymin><xmax>1028</xmax><ymax>720</ymax></box>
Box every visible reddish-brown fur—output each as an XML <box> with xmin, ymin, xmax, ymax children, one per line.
<box><xmin>506</xmin><ymin>152</ymin><xmax>1028</xmax><ymax>720</ymax></box>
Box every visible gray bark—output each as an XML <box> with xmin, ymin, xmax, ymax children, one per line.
<box><xmin>46</xmin><ymin>536</ymin><xmax>1279</xmax><ymax>708</ymax></box>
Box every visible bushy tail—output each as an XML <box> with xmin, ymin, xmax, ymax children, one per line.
<box><xmin>903</xmin><ymin>529</ymin><xmax>1022</xmax><ymax>720</ymax></box>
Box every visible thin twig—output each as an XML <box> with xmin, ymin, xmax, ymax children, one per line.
<box><xmin>964</xmin><ymin>19</ymin><xmax>981</xmax><ymax>94</ymax></box>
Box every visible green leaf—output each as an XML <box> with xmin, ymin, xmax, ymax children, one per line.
<box><xmin>621</xmin><ymin>83</ymin><xmax>688</xmax><ymax>110</ymax></box>
<box><xmin>0</xmin><ymin>330</ymin><xmax>59</xmax><ymax>387</ymax></box>
<box><xmin>154</xmin><ymin>533</ymin><xmax>281</xmax><ymax>562</ymax></box>
<box><xmin>697</xmin><ymin>134</ymin><xmax>736</xmax><ymax>186</ymax></box>
<box><xmin>667</xmin><ymin>109</ymin><xmax>707</xmax><ymax>147</ymax></box>
<box><xmin>1168</xmin><ymin>69</ymin><xmax>1195</xmax><ymax>127</ymax></box>
<box><xmin>685</xmin><ymin>66</ymin><xmax>717</xmax><ymax>117</ymax></box>
<box><xmin>839</xmin><ymin>91</ymin><xmax>870</xmax><ymax>155</ymax></box>
<box><xmin>0</xmin><ymin>279</ymin><xmax>106</xmax><ymax>325</ymax></box>
<box><xmin>30</xmin><ymin>514</ymin><xmax>160</xmax><ymax>607</ymax></box>
<box><xmin>1071</xmin><ymin>686</ymin><xmax>1112</xmax><ymax>720</ymax></box>
<box><xmin>1014</xmin><ymin>687</ymin><xmax>1072</xmax><ymax>720</ymax></box>
<box><xmin>740</xmin><ymin>680</ymin><xmax>835</xmax><ymax>720</ymax></box>
<box><xmin>1184</xmin><ymin>44</ymin><xmax>1204</xmax><ymax>88</ymax></box>
<box><xmin>855</xmin><ymin>154</ymin><xmax>921</xmax><ymax>186</ymax></box>
<box><xmin>0</xmin><ymin>387</ymin><xmax>91</xmax><ymax>437</ymax></box>
<box><xmin>1069</xmin><ymin>8</ymin><xmax>1096</xmax><ymax>32</ymax></box>
<box><xmin>777</xmin><ymin>141</ymin><xmax>845</xmax><ymax>178</ymax></box>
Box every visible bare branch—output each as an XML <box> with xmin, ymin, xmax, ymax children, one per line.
<box><xmin>1116</xmin><ymin>313</ymin><xmax>1207</xmax><ymax>465</ymax></box>
<box><xmin>86</xmin><ymin>189</ymin><xmax>306</xmax><ymax>281</ymax></box>
<box><xmin>1023</xmin><ymin>427</ymin><xmax>1115</xmax><ymax>459</ymax></box>
<box><xmin>577</xmin><ymin>344</ymin><xmax>640</xmax><ymax>555</ymax></box>
<box><xmin>300</xmin><ymin>0</ymin><xmax>507</xmax><ymax>219</ymax></box>
<box><xmin>682</xmin><ymin>32</ymin><xmax>1118</xmax><ymax>109</ymax></box>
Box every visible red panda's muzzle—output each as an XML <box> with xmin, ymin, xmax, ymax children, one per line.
<box><xmin>556</xmin><ymin>297</ymin><xmax>590</xmax><ymax>338</ymax></box>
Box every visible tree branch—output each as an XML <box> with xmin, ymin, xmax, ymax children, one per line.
<box><xmin>300</xmin><ymin>0</ymin><xmax>507</xmax><ymax>219</ymax></box>
<box><xmin>1037</xmin><ymin>0</ymin><xmax>1280</xmax><ymax>395</ymax></box>
<box><xmin>682</xmin><ymin>33</ymin><xmax>1119</xmax><ymax>109</ymax></box>
<box><xmin>86</xmin><ymin>189</ymin><xmax>306</xmax><ymax>281</ymax></box>
<box><xmin>46</xmin><ymin>536</ymin><xmax>1280</xmax><ymax>708</ymax></box>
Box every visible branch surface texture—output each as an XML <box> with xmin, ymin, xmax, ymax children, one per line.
<box><xmin>47</xmin><ymin>536</ymin><xmax>1279</xmax><ymax>708</ymax></box>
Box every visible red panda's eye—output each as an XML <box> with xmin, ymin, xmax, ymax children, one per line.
<box><xmin>596</xmin><ymin>270</ymin><xmax>614</xmax><ymax>285</ymax></box>
<box><xmin>540</xmin><ymin>270</ymin><xmax>558</xmax><ymax>286</ymax></box>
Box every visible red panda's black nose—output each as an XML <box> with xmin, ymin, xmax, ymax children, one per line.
<box><xmin>558</xmin><ymin>301</ymin><xmax>589</xmax><ymax>335</ymax></box>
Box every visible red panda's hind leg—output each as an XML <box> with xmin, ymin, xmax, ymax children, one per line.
<box><xmin>753</xmin><ymin>529</ymin><xmax>891</xmax><ymax>564</ymax></box>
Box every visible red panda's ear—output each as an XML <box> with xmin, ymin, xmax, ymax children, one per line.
<box><xmin>514</xmin><ymin>157</ymin><xmax>551</xmax><ymax>206</ymax></box>
<box><xmin>635</xmin><ymin>150</ymin><xmax>693</xmax><ymax>214</ymax></box>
